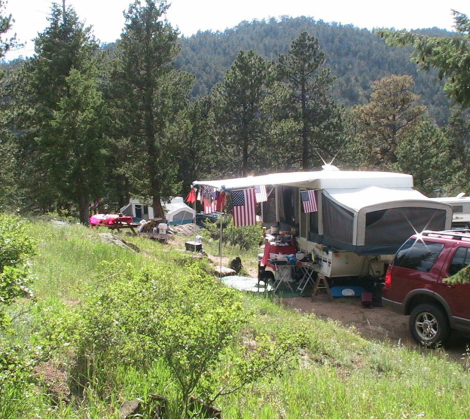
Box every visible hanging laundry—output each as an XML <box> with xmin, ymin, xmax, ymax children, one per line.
<box><xmin>186</xmin><ymin>188</ymin><xmax>196</xmax><ymax>204</ymax></box>
<box><xmin>216</xmin><ymin>191</ymin><xmax>226</xmax><ymax>212</ymax></box>
<box><xmin>203</xmin><ymin>196</ymin><xmax>216</xmax><ymax>214</ymax></box>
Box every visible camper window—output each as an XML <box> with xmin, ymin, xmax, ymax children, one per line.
<box><xmin>453</xmin><ymin>205</ymin><xmax>463</xmax><ymax>213</ymax></box>
<box><xmin>309</xmin><ymin>211</ymin><xmax>319</xmax><ymax>234</ymax></box>
<box><xmin>261</xmin><ymin>194</ymin><xmax>276</xmax><ymax>225</ymax></box>
<box><xmin>280</xmin><ymin>186</ymin><xmax>300</xmax><ymax>231</ymax></box>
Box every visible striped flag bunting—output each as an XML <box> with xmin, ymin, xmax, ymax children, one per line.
<box><xmin>231</xmin><ymin>188</ymin><xmax>257</xmax><ymax>226</ymax></box>
<box><xmin>301</xmin><ymin>190</ymin><xmax>318</xmax><ymax>213</ymax></box>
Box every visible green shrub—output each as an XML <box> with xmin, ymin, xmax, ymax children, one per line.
<box><xmin>51</xmin><ymin>257</ymin><xmax>305</xmax><ymax>417</ymax></box>
<box><xmin>0</xmin><ymin>339</ymin><xmax>38</xmax><ymax>418</ymax></box>
<box><xmin>203</xmin><ymin>218</ymin><xmax>263</xmax><ymax>251</ymax></box>
<box><xmin>61</xmin><ymin>260</ymin><xmax>246</xmax><ymax>410</ymax></box>
<box><xmin>0</xmin><ymin>214</ymin><xmax>37</xmax><ymax>330</ymax></box>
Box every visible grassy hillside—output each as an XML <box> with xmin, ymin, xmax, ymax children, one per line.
<box><xmin>3</xmin><ymin>218</ymin><xmax>470</xmax><ymax>418</ymax></box>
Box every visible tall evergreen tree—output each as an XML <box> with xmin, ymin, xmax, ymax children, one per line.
<box><xmin>275</xmin><ymin>31</ymin><xmax>342</xmax><ymax>170</ymax></box>
<box><xmin>111</xmin><ymin>0</ymin><xmax>193</xmax><ymax>218</ymax></box>
<box><xmin>351</xmin><ymin>75</ymin><xmax>427</xmax><ymax>169</ymax></box>
<box><xmin>395</xmin><ymin>120</ymin><xmax>452</xmax><ymax>196</ymax></box>
<box><xmin>441</xmin><ymin>109</ymin><xmax>470</xmax><ymax>194</ymax></box>
<box><xmin>211</xmin><ymin>50</ymin><xmax>272</xmax><ymax>177</ymax></box>
<box><xmin>177</xmin><ymin>96</ymin><xmax>214</xmax><ymax>195</ymax></box>
<box><xmin>12</xmin><ymin>4</ymin><xmax>107</xmax><ymax>222</ymax></box>
<box><xmin>0</xmin><ymin>1</ymin><xmax>17</xmax><ymax>209</ymax></box>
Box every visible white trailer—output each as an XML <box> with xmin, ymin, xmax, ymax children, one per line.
<box><xmin>192</xmin><ymin>167</ymin><xmax>452</xmax><ymax>280</ymax></box>
<box><xmin>430</xmin><ymin>194</ymin><xmax>470</xmax><ymax>229</ymax></box>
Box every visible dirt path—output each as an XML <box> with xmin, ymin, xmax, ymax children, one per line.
<box><xmin>201</xmin><ymin>247</ymin><xmax>470</xmax><ymax>363</ymax></box>
<box><xmin>281</xmin><ymin>293</ymin><xmax>470</xmax><ymax>363</ymax></box>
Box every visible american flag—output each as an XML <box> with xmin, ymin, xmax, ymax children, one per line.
<box><xmin>301</xmin><ymin>190</ymin><xmax>318</xmax><ymax>213</ymax></box>
<box><xmin>231</xmin><ymin>188</ymin><xmax>256</xmax><ymax>226</ymax></box>
<box><xmin>254</xmin><ymin>185</ymin><xmax>267</xmax><ymax>203</ymax></box>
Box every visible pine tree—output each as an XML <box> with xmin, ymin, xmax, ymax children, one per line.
<box><xmin>0</xmin><ymin>1</ymin><xmax>19</xmax><ymax>209</ymax></box>
<box><xmin>0</xmin><ymin>0</ymin><xmax>15</xmax><ymax>59</ymax></box>
<box><xmin>351</xmin><ymin>75</ymin><xmax>427</xmax><ymax>169</ymax></box>
<box><xmin>380</xmin><ymin>10</ymin><xmax>470</xmax><ymax>108</ymax></box>
<box><xmin>110</xmin><ymin>0</ymin><xmax>193</xmax><ymax>218</ymax></box>
<box><xmin>395</xmin><ymin>120</ymin><xmax>451</xmax><ymax>196</ymax></box>
<box><xmin>12</xmin><ymin>4</ymin><xmax>107</xmax><ymax>223</ymax></box>
<box><xmin>275</xmin><ymin>31</ymin><xmax>342</xmax><ymax>170</ymax></box>
<box><xmin>211</xmin><ymin>50</ymin><xmax>273</xmax><ymax>177</ymax></box>
<box><xmin>177</xmin><ymin>96</ymin><xmax>215</xmax><ymax>196</ymax></box>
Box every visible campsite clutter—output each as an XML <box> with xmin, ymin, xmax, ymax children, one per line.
<box><xmin>89</xmin><ymin>196</ymin><xmax>200</xmax><ymax>242</ymax></box>
<box><xmin>189</xmin><ymin>165</ymin><xmax>453</xmax><ymax>301</ymax></box>
<box><xmin>88</xmin><ymin>165</ymin><xmax>453</xmax><ymax>303</ymax></box>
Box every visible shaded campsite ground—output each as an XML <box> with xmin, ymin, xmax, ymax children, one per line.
<box><xmin>282</xmin><ymin>293</ymin><xmax>470</xmax><ymax>364</ymax></box>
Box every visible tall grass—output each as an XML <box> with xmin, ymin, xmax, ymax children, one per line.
<box><xmin>30</xmin><ymin>222</ymin><xmax>146</xmax><ymax>299</ymax></box>
<box><xmin>4</xmin><ymin>219</ymin><xmax>470</xmax><ymax>418</ymax></box>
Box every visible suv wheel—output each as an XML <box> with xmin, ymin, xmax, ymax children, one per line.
<box><xmin>409</xmin><ymin>303</ymin><xmax>450</xmax><ymax>347</ymax></box>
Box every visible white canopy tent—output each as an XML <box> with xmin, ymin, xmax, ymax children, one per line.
<box><xmin>164</xmin><ymin>197</ymin><xmax>196</xmax><ymax>225</ymax></box>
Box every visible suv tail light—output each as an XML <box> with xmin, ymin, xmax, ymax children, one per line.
<box><xmin>384</xmin><ymin>269</ymin><xmax>392</xmax><ymax>289</ymax></box>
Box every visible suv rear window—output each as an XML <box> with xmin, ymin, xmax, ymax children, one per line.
<box><xmin>393</xmin><ymin>238</ymin><xmax>444</xmax><ymax>272</ymax></box>
<box><xmin>448</xmin><ymin>247</ymin><xmax>470</xmax><ymax>276</ymax></box>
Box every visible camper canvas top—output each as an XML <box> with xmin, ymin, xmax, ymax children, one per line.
<box><xmin>192</xmin><ymin>170</ymin><xmax>413</xmax><ymax>191</ymax></box>
<box><xmin>325</xmin><ymin>186</ymin><xmax>439</xmax><ymax>213</ymax></box>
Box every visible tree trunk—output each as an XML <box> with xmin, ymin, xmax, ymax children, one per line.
<box><xmin>152</xmin><ymin>195</ymin><xmax>165</xmax><ymax>219</ymax></box>
<box><xmin>79</xmin><ymin>195</ymin><xmax>90</xmax><ymax>225</ymax></box>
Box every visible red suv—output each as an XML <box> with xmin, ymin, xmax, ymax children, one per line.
<box><xmin>382</xmin><ymin>230</ymin><xmax>470</xmax><ymax>346</ymax></box>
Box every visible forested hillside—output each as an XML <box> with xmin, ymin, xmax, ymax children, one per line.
<box><xmin>173</xmin><ymin>17</ymin><xmax>453</xmax><ymax>124</ymax></box>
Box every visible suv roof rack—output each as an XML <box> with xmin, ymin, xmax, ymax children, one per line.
<box><xmin>421</xmin><ymin>229</ymin><xmax>470</xmax><ymax>240</ymax></box>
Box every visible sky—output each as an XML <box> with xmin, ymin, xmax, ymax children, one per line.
<box><xmin>4</xmin><ymin>0</ymin><xmax>470</xmax><ymax>61</ymax></box>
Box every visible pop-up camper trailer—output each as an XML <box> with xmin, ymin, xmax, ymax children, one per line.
<box><xmin>120</xmin><ymin>199</ymin><xmax>154</xmax><ymax>222</ymax></box>
<box><xmin>192</xmin><ymin>168</ymin><xmax>452</xmax><ymax>280</ymax></box>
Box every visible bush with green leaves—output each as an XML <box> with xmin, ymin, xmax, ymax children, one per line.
<box><xmin>203</xmin><ymin>217</ymin><xmax>263</xmax><ymax>251</ymax></box>
<box><xmin>59</xmin><ymin>260</ymin><xmax>244</xmax><ymax>405</ymax></box>
<box><xmin>0</xmin><ymin>214</ymin><xmax>37</xmax><ymax>329</ymax></box>
<box><xmin>50</xmin><ymin>257</ymin><xmax>305</xmax><ymax>416</ymax></box>
<box><xmin>0</xmin><ymin>339</ymin><xmax>40</xmax><ymax>418</ymax></box>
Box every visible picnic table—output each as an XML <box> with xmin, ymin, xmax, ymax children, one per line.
<box><xmin>90</xmin><ymin>214</ymin><xmax>137</xmax><ymax>234</ymax></box>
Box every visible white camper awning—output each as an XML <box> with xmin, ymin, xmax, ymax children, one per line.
<box><xmin>192</xmin><ymin>170</ymin><xmax>413</xmax><ymax>191</ymax></box>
